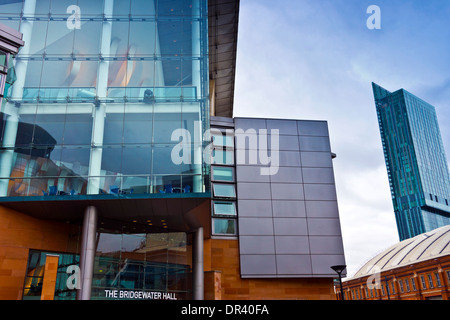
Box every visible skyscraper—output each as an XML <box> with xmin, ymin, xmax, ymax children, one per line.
<box><xmin>373</xmin><ymin>82</ymin><xmax>450</xmax><ymax>241</ymax></box>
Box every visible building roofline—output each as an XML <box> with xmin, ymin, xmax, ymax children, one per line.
<box><xmin>344</xmin><ymin>225</ymin><xmax>450</xmax><ymax>282</ymax></box>
<box><xmin>208</xmin><ymin>0</ymin><xmax>240</xmax><ymax>118</ymax></box>
<box><xmin>0</xmin><ymin>22</ymin><xmax>24</xmax><ymax>55</ymax></box>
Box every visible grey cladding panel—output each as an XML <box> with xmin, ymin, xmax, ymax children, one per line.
<box><xmin>308</xmin><ymin>218</ymin><xmax>342</xmax><ymax>236</ymax></box>
<box><xmin>272</xmin><ymin>200</ymin><xmax>306</xmax><ymax>218</ymax></box>
<box><xmin>303</xmin><ymin>184</ymin><xmax>337</xmax><ymax>201</ymax></box>
<box><xmin>276</xmin><ymin>255</ymin><xmax>312</xmax><ymax>275</ymax></box>
<box><xmin>311</xmin><ymin>255</ymin><xmax>346</xmax><ymax>276</ymax></box>
<box><xmin>235</xmin><ymin>118</ymin><xmax>345</xmax><ymax>278</ymax></box>
<box><xmin>236</xmin><ymin>166</ymin><xmax>270</xmax><ymax>183</ymax></box>
<box><xmin>274</xmin><ymin>236</ymin><xmax>310</xmax><ymax>254</ymax></box>
<box><xmin>240</xmin><ymin>236</ymin><xmax>275</xmax><ymax>254</ymax></box>
<box><xmin>240</xmin><ymin>255</ymin><xmax>277</xmax><ymax>275</ymax></box>
<box><xmin>238</xmin><ymin>199</ymin><xmax>273</xmax><ymax>217</ymax></box>
<box><xmin>270</xmin><ymin>167</ymin><xmax>303</xmax><ymax>183</ymax></box>
<box><xmin>299</xmin><ymin>136</ymin><xmax>331</xmax><ymax>152</ymax></box>
<box><xmin>238</xmin><ymin>217</ymin><xmax>274</xmax><ymax>235</ymax></box>
<box><xmin>273</xmin><ymin>218</ymin><xmax>308</xmax><ymax>235</ymax></box>
<box><xmin>309</xmin><ymin>236</ymin><xmax>345</xmax><ymax>254</ymax></box>
<box><xmin>305</xmin><ymin>201</ymin><xmax>339</xmax><ymax>218</ymax></box>
<box><xmin>301</xmin><ymin>152</ymin><xmax>333</xmax><ymax>167</ymax></box>
<box><xmin>237</xmin><ymin>182</ymin><xmax>271</xmax><ymax>199</ymax></box>
<box><xmin>271</xmin><ymin>183</ymin><xmax>304</xmax><ymax>200</ymax></box>
<box><xmin>302</xmin><ymin>167</ymin><xmax>335</xmax><ymax>184</ymax></box>
<box><xmin>277</xmin><ymin>135</ymin><xmax>300</xmax><ymax>151</ymax></box>
<box><xmin>234</xmin><ymin>118</ymin><xmax>267</xmax><ymax>131</ymax></box>
<box><xmin>297</xmin><ymin>120</ymin><xmax>329</xmax><ymax>136</ymax></box>
<box><xmin>278</xmin><ymin>151</ymin><xmax>302</xmax><ymax>167</ymax></box>
<box><xmin>266</xmin><ymin>119</ymin><xmax>298</xmax><ymax>135</ymax></box>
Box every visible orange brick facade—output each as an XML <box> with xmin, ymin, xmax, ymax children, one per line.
<box><xmin>0</xmin><ymin>205</ymin><xmax>337</xmax><ymax>300</ymax></box>
<box><xmin>0</xmin><ymin>206</ymin><xmax>79</xmax><ymax>300</ymax></box>
<box><xmin>338</xmin><ymin>256</ymin><xmax>450</xmax><ymax>300</ymax></box>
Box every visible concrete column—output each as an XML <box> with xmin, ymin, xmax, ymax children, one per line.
<box><xmin>192</xmin><ymin>227</ymin><xmax>204</xmax><ymax>300</ymax></box>
<box><xmin>77</xmin><ymin>206</ymin><xmax>98</xmax><ymax>300</ymax></box>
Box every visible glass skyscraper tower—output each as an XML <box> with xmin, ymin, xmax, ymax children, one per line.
<box><xmin>373</xmin><ymin>82</ymin><xmax>450</xmax><ymax>241</ymax></box>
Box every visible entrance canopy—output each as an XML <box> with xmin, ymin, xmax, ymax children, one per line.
<box><xmin>0</xmin><ymin>193</ymin><xmax>211</xmax><ymax>235</ymax></box>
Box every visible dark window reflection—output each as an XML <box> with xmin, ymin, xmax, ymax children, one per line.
<box><xmin>123</xmin><ymin>113</ymin><xmax>152</xmax><ymax>144</ymax></box>
<box><xmin>104</xmin><ymin>113</ymin><xmax>124</xmax><ymax>145</ymax></box>
<box><xmin>63</xmin><ymin>114</ymin><xmax>93</xmax><ymax>145</ymax></box>
<box><xmin>121</xmin><ymin>146</ymin><xmax>151</xmax><ymax>175</ymax></box>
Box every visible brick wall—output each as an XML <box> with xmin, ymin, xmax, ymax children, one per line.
<box><xmin>0</xmin><ymin>205</ymin><xmax>77</xmax><ymax>300</ymax></box>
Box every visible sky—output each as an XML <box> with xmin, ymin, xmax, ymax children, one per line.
<box><xmin>233</xmin><ymin>0</ymin><xmax>450</xmax><ymax>277</ymax></box>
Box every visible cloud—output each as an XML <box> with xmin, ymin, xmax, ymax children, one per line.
<box><xmin>234</xmin><ymin>0</ymin><xmax>450</xmax><ymax>277</ymax></box>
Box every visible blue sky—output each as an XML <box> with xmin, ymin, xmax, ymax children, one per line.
<box><xmin>233</xmin><ymin>0</ymin><xmax>450</xmax><ymax>277</ymax></box>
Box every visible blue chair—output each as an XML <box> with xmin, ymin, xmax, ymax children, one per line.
<box><xmin>49</xmin><ymin>186</ymin><xmax>57</xmax><ymax>195</ymax></box>
<box><xmin>164</xmin><ymin>184</ymin><xmax>173</xmax><ymax>193</ymax></box>
<box><xmin>183</xmin><ymin>185</ymin><xmax>191</xmax><ymax>193</ymax></box>
<box><xmin>110</xmin><ymin>185</ymin><xmax>119</xmax><ymax>194</ymax></box>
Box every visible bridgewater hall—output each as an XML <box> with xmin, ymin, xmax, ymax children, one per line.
<box><xmin>0</xmin><ymin>0</ymin><xmax>346</xmax><ymax>300</ymax></box>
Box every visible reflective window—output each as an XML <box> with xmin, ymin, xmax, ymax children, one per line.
<box><xmin>212</xmin><ymin>166</ymin><xmax>234</xmax><ymax>182</ymax></box>
<box><xmin>63</xmin><ymin>114</ymin><xmax>93</xmax><ymax>145</ymax></box>
<box><xmin>212</xmin><ymin>218</ymin><xmax>236</xmax><ymax>235</ymax></box>
<box><xmin>212</xmin><ymin>183</ymin><xmax>236</xmax><ymax>198</ymax></box>
<box><xmin>23</xmin><ymin>250</ymin><xmax>79</xmax><ymax>300</ymax></box>
<box><xmin>103</xmin><ymin>112</ymin><xmax>124</xmax><ymax>145</ymax></box>
<box><xmin>23</xmin><ymin>232</ymin><xmax>192</xmax><ymax>300</ymax></box>
<box><xmin>213</xmin><ymin>201</ymin><xmax>236</xmax><ymax>216</ymax></box>
<box><xmin>121</xmin><ymin>146</ymin><xmax>152</xmax><ymax>175</ymax></box>
<box><xmin>0</xmin><ymin>51</ymin><xmax>6</xmax><ymax>67</ymax></box>
<box><xmin>123</xmin><ymin>113</ymin><xmax>153</xmax><ymax>144</ymax></box>
<box><xmin>212</xmin><ymin>132</ymin><xmax>234</xmax><ymax>148</ymax></box>
<box><xmin>212</xmin><ymin>149</ymin><xmax>234</xmax><ymax>165</ymax></box>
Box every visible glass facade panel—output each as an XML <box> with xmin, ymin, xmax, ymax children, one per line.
<box><xmin>23</xmin><ymin>250</ymin><xmax>80</xmax><ymax>300</ymax></box>
<box><xmin>212</xmin><ymin>133</ymin><xmax>234</xmax><ymax>148</ymax></box>
<box><xmin>212</xmin><ymin>166</ymin><xmax>234</xmax><ymax>182</ymax></box>
<box><xmin>0</xmin><ymin>51</ymin><xmax>6</xmax><ymax>67</ymax></box>
<box><xmin>212</xmin><ymin>149</ymin><xmax>234</xmax><ymax>165</ymax></box>
<box><xmin>0</xmin><ymin>0</ymin><xmax>210</xmax><ymax>198</ymax></box>
<box><xmin>23</xmin><ymin>231</ymin><xmax>191</xmax><ymax>300</ymax></box>
<box><xmin>212</xmin><ymin>183</ymin><xmax>236</xmax><ymax>198</ymax></box>
<box><xmin>213</xmin><ymin>201</ymin><xmax>236</xmax><ymax>216</ymax></box>
<box><xmin>212</xmin><ymin>218</ymin><xmax>236</xmax><ymax>235</ymax></box>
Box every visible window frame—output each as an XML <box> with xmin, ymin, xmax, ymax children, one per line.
<box><xmin>212</xmin><ymin>200</ymin><xmax>237</xmax><ymax>217</ymax></box>
<box><xmin>212</xmin><ymin>183</ymin><xmax>236</xmax><ymax>198</ymax></box>
<box><xmin>211</xmin><ymin>165</ymin><xmax>235</xmax><ymax>182</ymax></box>
<box><xmin>212</xmin><ymin>218</ymin><xmax>237</xmax><ymax>236</ymax></box>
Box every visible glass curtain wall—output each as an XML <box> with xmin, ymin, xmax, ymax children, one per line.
<box><xmin>0</xmin><ymin>0</ymin><xmax>210</xmax><ymax>198</ymax></box>
<box><xmin>23</xmin><ymin>232</ymin><xmax>191</xmax><ymax>300</ymax></box>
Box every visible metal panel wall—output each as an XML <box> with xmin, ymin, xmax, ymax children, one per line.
<box><xmin>234</xmin><ymin>117</ymin><xmax>346</xmax><ymax>278</ymax></box>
